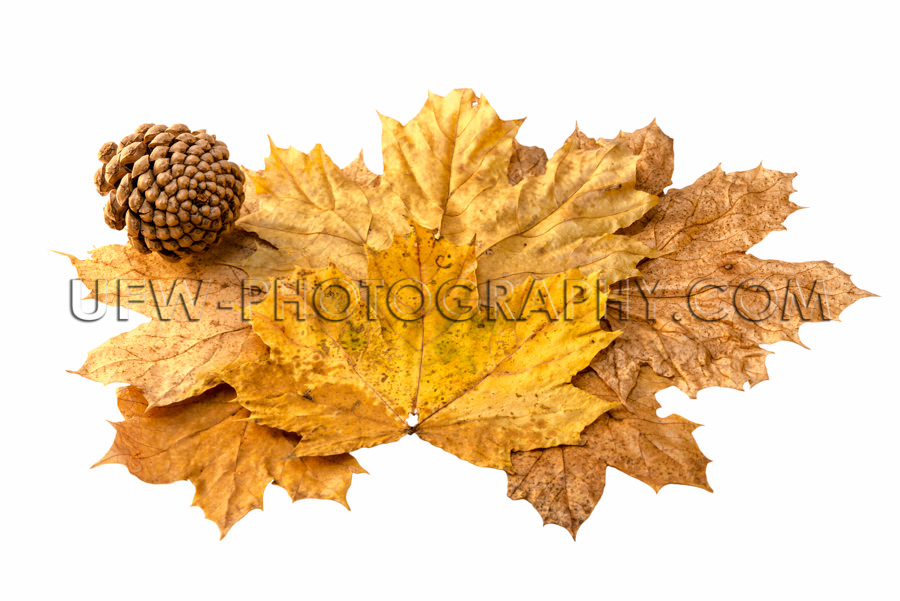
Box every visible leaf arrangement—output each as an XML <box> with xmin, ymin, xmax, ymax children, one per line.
<box><xmin>68</xmin><ymin>89</ymin><xmax>871</xmax><ymax>538</ymax></box>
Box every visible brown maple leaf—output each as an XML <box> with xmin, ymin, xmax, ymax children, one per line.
<box><xmin>615</xmin><ymin>119</ymin><xmax>675</xmax><ymax>197</ymax></box>
<box><xmin>96</xmin><ymin>385</ymin><xmax>365</xmax><ymax>537</ymax></box>
<box><xmin>594</xmin><ymin>164</ymin><xmax>874</xmax><ymax>399</ymax></box>
<box><xmin>508</xmin><ymin>367</ymin><xmax>710</xmax><ymax>537</ymax></box>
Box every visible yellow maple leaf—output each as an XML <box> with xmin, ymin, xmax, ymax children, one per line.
<box><xmin>214</xmin><ymin>224</ymin><xmax>624</xmax><ymax>471</ymax></box>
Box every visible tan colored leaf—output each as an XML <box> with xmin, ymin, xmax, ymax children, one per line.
<box><xmin>507</xmin><ymin>137</ymin><xmax>870</xmax><ymax>537</ymax></box>
<box><xmin>234</xmin><ymin>142</ymin><xmax>409</xmax><ymax>281</ymax></box>
<box><xmin>508</xmin><ymin>120</ymin><xmax>673</xmax><ymax>196</ymax></box>
<box><xmin>508</xmin><ymin>367</ymin><xmax>710</xmax><ymax>537</ymax></box>
<box><xmin>615</xmin><ymin>119</ymin><xmax>674</xmax><ymax>196</ymax></box>
<box><xmin>379</xmin><ymin>89</ymin><xmax>523</xmax><ymax>231</ymax></box>
<box><xmin>593</xmin><ymin>165</ymin><xmax>874</xmax><ymax>398</ymax></box>
<box><xmin>67</xmin><ymin>232</ymin><xmax>267</xmax><ymax>407</ymax></box>
<box><xmin>466</xmin><ymin>128</ymin><xmax>660</xmax><ymax>286</ymax></box>
<box><xmin>96</xmin><ymin>385</ymin><xmax>365</xmax><ymax>537</ymax></box>
<box><xmin>216</xmin><ymin>224</ymin><xmax>623</xmax><ymax>471</ymax></box>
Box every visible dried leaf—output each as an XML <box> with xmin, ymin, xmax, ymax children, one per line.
<box><xmin>234</xmin><ymin>142</ymin><xmax>409</xmax><ymax>280</ymax></box>
<box><xmin>215</xmin><ymin>224</ymin><xmax>623</xmax><ymax>471</ymax></box>
<box><xmin>379</xmin><ymin>90</ymin><xmax>522</xmax><ymax>231</ymax></box>
<box><xmin>508</xmin><ymin>368</ymin><xmax>710</xmax><ymax>537</ymax></box>
<box><xmin>615</xmin><ymin>119</ymin><xmax>675</xmax><ymax>196</ymax></box>
<box><xmin>96</xmin><ymin>385</ymin><xmax>365</xmax><ymax>537</ymax></box>
<box><xmin>66</xmin><ymin>232</ymin><xmax>267</xmax><ymax>407</ymax></box>
<box><xmin>593</xmin><ymin>165</ymin><xmax>874</xmax><ymax>398</ymax></box>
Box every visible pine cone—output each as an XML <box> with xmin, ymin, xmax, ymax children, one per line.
<box><xmin>94</xmin><ymin>123</ymin><xmax>245</xmax><ymax>261</ymax></box>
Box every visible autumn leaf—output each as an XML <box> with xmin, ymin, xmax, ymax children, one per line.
<box><xmin>214</xmin><ymin>224</ymin><xmax>624</xmax><ymax>471</ymax></box>
<box><xmin>96</xmin><ymin>385</ymin><xmax>365</xmax><ymax>537</ymax></box>
<box><xmin>508</xmin><ymin>119</ymin><xmax>674</xmax><ymax>200</ymax></box>
<box><xmin>234</xmin><ymin>143</ymin><xmax>410</xmax><ymax>281</ymax></box>
<box><xmin>615</xmin><ymin>119</ymin><xmax>675</xmax><ymax>197</ymax></box>
<box><xmin>235</xmin><ymin>89</ymin><xmax>659</xmax><ymax>289</ymax></box>
<box><xmin>592</xmin><ymin>164</ymin><xmax>874</xmax><ymax>399</ymax></box>
<box><xmin>66</xmin><ymin>231</ymin><xmax>267</xmax><ymax>407</ymax></box>
<box><xmin>508</xmin><ymin>367</ymin><xmax>710</xmax><ymax>537</ymax></box>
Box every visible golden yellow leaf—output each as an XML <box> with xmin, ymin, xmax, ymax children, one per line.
<box><xmin>215</xmin><ymin>224</ymin><xmax>624</xmax><ymax>471</ymax></box>
<box><xmin>508</xmin><ymin>367</ymin><xmax>710</xmax><ymax>537</ymax></box>
<box><xmin>96</xmin><ymin>385</ymin><xmax>365</xmax><ymax>537</ymax></box>
<box><xmin>66</xmin><ymin>231</ymin><xmax>267</xmax><ymax>407</ymax></box>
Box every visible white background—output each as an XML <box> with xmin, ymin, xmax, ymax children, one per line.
<box><xmin>2</xmin><ymin>1</ymin><xmax>897</xmax><ymax>599</ymax></box>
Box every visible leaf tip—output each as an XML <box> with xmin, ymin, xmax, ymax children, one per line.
<box><xmin>91</xmin><ymin>440</ymin><xmax>121</xmax><ymax>469</ymax></box>
<box><xmin>50</xmin><ymin>249</ymin><xmax>78</xmax><ymax>262</ymax></box>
